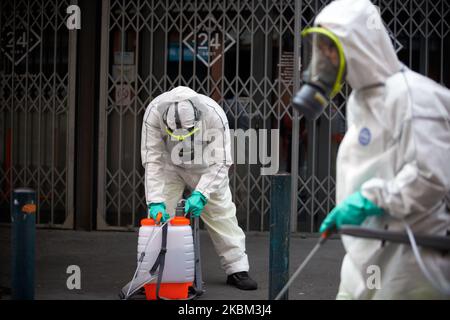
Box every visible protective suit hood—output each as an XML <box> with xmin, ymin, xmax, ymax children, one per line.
<box><xmin>153</xmin><ymin>86</ymin><xmax>201</xmax><ymax>130</ymax></box>
<box><xmin>153</xmin><ymin>86</ymin><xmax>199</xmax><ymax>105</ymax></box>
<box><xmin>315</xmin><ymin>0</ymin><xmax>402</xmax><ymax>89</ymax></box>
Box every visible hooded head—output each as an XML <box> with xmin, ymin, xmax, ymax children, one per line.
<box><xmin>154</xmin><ymin>86</ymin><xmax>198</xmax><ymax>105</ymax></box>
<box><xmin>314</xmin><ymin>0</ymin><xmax>402</xmax><ymax>90</ymax></box>
<box><xmin>153</xmin><ymin>86</ymin><xmax>201</xmax><ymax>129</ymax></box>
<box><xmin>165</xmin><ymin>100</ymin><xmax>198</xmax><ymax>130</ymax></box>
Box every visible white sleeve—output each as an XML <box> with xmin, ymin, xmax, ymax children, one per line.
<box><xmin>195</xmin><ymin>117</ymin><xmax>233</xmax><ymax>200</ymax></box>
<box><xmin>361</xmin><ymin>115</ymin><xmax>450</xmax><ymax>219</ymax></box>
<box><xmin>141</xmin><ymin>104</ymin><xmax>166</xmax><ymax>204</ymax></box>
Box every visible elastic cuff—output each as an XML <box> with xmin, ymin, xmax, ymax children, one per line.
<box><xmin>360</xmin><ymin>190</ymin><xmax>383</xmax><ymax>216</ymax></box>
<box><xmin>194</xmin><ymin>188</ymin><xmax>210</xmax><ymax>201</ymax></box>
<box><xmin>147</xmin><ymin>198</ymin><xmax>165</xmax><ymax>205</ymax></box>
<box><xmin>224</xmin><ymin>255</ymin><xmax>250</xmax><ymax>276</ymax></box>
<box><xmin>148</xmin><ymin>202</ymin><xmax>166</xmax><ymax>208</ymax></box>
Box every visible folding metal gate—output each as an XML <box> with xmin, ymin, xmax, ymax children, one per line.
<box><xmin>97</xmin><ymin>0</ymin><xmax>449</xmax><ymax>232</ymax></box>
<box><xmin>0</xmin><ymin>0</ymin><xmax>76</xmax><ymax>228</ymax></box>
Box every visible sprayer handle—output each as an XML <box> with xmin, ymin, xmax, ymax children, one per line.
<box><xmin>319</xmin><ymin>226</ymin><xmax>337</xmax><ymax>244</ymax></box>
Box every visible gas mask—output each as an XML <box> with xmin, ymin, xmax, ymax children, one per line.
<box><xmin>293</xmin><ymin>27</ymin><xmax>346</xmax><ymax>121</ymax></box>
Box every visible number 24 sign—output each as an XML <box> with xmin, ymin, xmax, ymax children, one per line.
<box><xmin>0</xmin><ymin>27</ymin><xmax>41</xmax><ymax>66</ymax></box>
<box><xmin>183</xmin><ymin>27</ymin><xmax>236</xmax><ymax>67</ymax></box>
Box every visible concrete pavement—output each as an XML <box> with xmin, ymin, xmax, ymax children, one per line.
<box><xmin>0</xmin><ymin>227</ymin><xmax>345</xmax><ymax>300</ymax></box>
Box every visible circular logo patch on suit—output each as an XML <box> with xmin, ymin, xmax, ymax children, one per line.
<box><xmin>359</xmin><ymin>127</ymin><xmax>371</xmax><ymax>146</ymax></box>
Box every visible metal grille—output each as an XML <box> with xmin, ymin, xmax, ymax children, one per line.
<box><xmin>98</xmin><ymin>0</ymin><xmax>450</xmax><ymax>232</ymax></box>
<box><xmin>0</xmin><ymin>0</ymin><xmax>76</xmax><ymax>228</ymax></box>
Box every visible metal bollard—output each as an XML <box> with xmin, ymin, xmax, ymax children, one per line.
<box><xmin>268</xmin><ymin>174</ymin><xmax>291</xmax><ymax>300</ymax></box>
<box><xmin>11</xmin><ymin>188</ymin><xmax>36</xmax><ymax>300</ymax></box>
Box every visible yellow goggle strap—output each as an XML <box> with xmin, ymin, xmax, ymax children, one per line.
<box><xmin>165</xmin><ymin>127</ymin><xmax>200</xmax><ymax>141</ymax></box>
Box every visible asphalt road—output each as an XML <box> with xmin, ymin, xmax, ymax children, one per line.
<box><xmin>0</xmin><ymin>227</ymin><xmax>345</xmax><ymax>300</ymax></box>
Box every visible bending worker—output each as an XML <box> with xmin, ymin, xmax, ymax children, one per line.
<box><xmin>293</xmin><ymin>0</ymin><xmax>450</xmax><ymax>299</ymax></box>
<box><xmin>141</xmin><ymin>86</ymin><xmax>257</xmax><ymax>291</ymax></box>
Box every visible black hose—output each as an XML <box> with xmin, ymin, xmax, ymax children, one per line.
<box><xmin>339</xmin><ymin>226</ymin><xmax>450</xmax><ymax>253</ymax></box>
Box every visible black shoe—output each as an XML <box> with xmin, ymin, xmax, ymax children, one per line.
<box><xmin>226</xmin><ymin>272</ymin><xmax>258</xmax><ymax>290</ymax></box>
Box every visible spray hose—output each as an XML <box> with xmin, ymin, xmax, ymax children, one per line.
<box><xmin>402</xmin><ymin>222</ymin><xmax>450</xmax><ymax>296</ymax></box>
<box><xmin>275</xmin><ymin>225</ymin><xmax>450</xmax><ymax>300</ymax></box>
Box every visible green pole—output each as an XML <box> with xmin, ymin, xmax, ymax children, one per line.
<box><xmin>269</xmin><ymin>174</ymin><xmax>291</xmax><ymax>300</ymax></box>
<box><xmin>11</xmin><ymin>188</ymin><xmax>36</xmax><ymax>300</ymax></box>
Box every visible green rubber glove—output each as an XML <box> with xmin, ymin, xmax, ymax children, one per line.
<box><xmin>319</xmin><ymin>191</ymin><xmax>383</xmax><ymax>233</ymax></box>
<box><xmin>148</xmin><ymin>202</ymin><xmax>170</xmax><ymax>223</ymax></box>
<box><xmin>185</xmin><ymin>191</ymin><xmax>207</xmax><ymax>218</ymax></box>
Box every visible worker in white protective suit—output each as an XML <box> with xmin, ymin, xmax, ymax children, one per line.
<box><xmin>141</xmin><ymin>86</ymin><xmax>257</xmax><ymax>290</ymax></box>
<box><xmin>292</xmin><ymin>0</ymin><xmax>450</xmax><ymax>299</ymax></box>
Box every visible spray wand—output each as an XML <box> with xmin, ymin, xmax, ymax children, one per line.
<box><xmin>274</xmin><ymin>229</ymin><xmax>334</xmax><ymax>300</ymax></box>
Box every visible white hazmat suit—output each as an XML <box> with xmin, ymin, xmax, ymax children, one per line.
<box><xmin>141</xmin><ymin>86</ymin><xmax>249</xmax><ymax>276</ymax></box>
<box><xmin>315</xmin><ymin>0</ymin><xmax>450</xmax><ymax>299</ymax></box>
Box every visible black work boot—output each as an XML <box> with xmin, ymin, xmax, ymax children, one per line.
<box><xmin>226</xmin><ymin>271</ymin><xmax>258</xmax><ymax>290</ymax></box>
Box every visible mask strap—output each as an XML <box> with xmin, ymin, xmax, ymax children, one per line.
<box><xmin>162</xmin><ymin>107</ymin><xmax>170</xmax><ymax>130</ymax></box>
<box><xmin>174</xmin><ymin>102</ymin><xmax>181</xmax><ymax>129</ymax></box>
<box><xmin>187</xmin><ymin>99</ymin><xmax>201</xmax><ymax>122</ymax></box>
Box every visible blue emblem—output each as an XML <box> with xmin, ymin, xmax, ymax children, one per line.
<box><xmin>359</xmin><ymin>127</ymin><xmax>371</xmax><ymax>146</ymax></box>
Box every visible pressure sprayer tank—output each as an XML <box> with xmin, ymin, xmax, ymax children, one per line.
<box><xmin>137</xmin><ymin>214</ymin><xmax>195</xmax><ymax>300</ymax></box>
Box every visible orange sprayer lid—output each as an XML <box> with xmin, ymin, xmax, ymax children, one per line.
<box><xmin>141</xmin><ymin>218</ymin><xmax>156</xmax><ymax>226</ymax></box>
<box><xmin>170</xmin><ymin>216</ymin><xmax>190</xmax><ymax>226</ymax></box>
